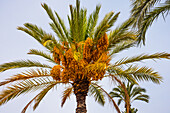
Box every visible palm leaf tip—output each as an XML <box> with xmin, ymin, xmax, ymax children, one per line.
<box><xmin>0</xmin><ymin>60</ymin><xmax>52</xmax><ymax>72</ymax></box>
<box><xmin>61</xmin><ymin>87</ymin><xmax>73</xmax><ymax>107</ymax></box>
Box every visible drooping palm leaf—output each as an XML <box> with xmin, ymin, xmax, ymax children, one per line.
<box><xmin>33</xmin><ymin>83</ymin><xmax>57</xmax><ymax>110</ymax></box>
<box><xmin>138</xmin><ymin>0</ymin><xmax>170</xmax><ymax>44</ymax></box>
<box><xmin>61</xmin><ymin>86</ymin><xmax>73</xmax><ymax>107</ymax></box>
<box><xmin>89</xmin><ymin>83</ymin><xmax>105</xmax><ymax>106</ymax></box>
<box><xmin>0</xmin><ymin>68</ymin><xmax>51</xmax><ymax>86</ymax></box>
<box><xmin>0</xmin><ymin>78</ymin><xmax>56</xmax><ymax>106</ymax></box>
<box><xmin>91</xmin><ymin>83</ymin><xmax>121</xmax><ymax>113</ymax></box>
<box><xmin>130</xmin><ymin>0</ymin><xmax>161</xmax><ymax>28</ymax></box>
<box><xmin>21</xmin><ymin>82</ymin><xmax>60</xmax><ymax>113</ymax></box>
<box><xmin>28</xmin><ymin>49</ymin><xmax>55</xmax><ymax>63</ymax></box>
<box><xmin>0</xmin><ymin>60</ymin><xmax>52</xmax><ymax>72</ymax></box>
<box><xmin>109</xmin><ymin>65</ymin><xmax>162</xmax><ymax>84</ymax></box>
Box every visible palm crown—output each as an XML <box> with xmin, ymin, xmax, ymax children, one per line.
<box><xmin>0</xmin><ymin>0</ymin><xmax>170</xmax><ymax>113</ymax></box>
<box><xmin>110</xmin><ymin>82</ymin><xmax>149</xmax><ymax>113</ymax></box>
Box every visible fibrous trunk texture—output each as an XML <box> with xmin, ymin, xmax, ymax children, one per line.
<box><xmin>75</xmin><ymin>93</ymin><xmax>87</xmax><ymax>113</ymax></box>
<box><xmin>73</xmin><ymin>80</ymin><xmax>90</xmax><ymax>113</ymax></box>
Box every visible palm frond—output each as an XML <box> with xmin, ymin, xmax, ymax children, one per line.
<box><xmin>55</xmin><ymin>11</ymin><xmax>69</xmax><ymax>41</ymax></box>
<box><xmin>61</xmin><ymin>86</ymin><xmax>73</xmax><ymax>107</ymax></box>
<box><xmin>108</xmin><ymin>30</ymin><xmax>137</xmax><ymax>48</ymax></box>
<box><xmin>131</xmin><ymin>87</ymin><xmax>146</xmax><ymax>98</ymax></box>
<box><xmin>0</xmin><ymin>78</ymin><xmax>56</xmax><ymax>106</ymax></box>
<box><xmin>28</xmin><ymin>49</ymin><xmax>55</xmax><ymax>63</ymax></box>
<box><xmin>109</xmin><ymin>92</ymin><xmax>123</xmax><ymax>99</ymax></box>
<box><xmin>89</xmin><ymin>83</ymin><xmax>105</xmax><ymax>106</ymax></box>
<box><xmin>22</xmin><ymin>82</ymin><xmax>58</xmax><ymax>113</ymax></box>
<box><xmin>88</xmin><ymin>5</ymin><xmax>101</xmax><ymax>38</ymax></box>
<box><xmin>18</xmin><ymin>23</ymin><xmax>57</xmax><ymax>51</ymax></box>
<box><xmin>137</xmin><ymin>0</ymin><xmax>170</xmax><ymax>44</ymax></box>
<box><xmin>68</xmin><ymin>1</ymin><xmax>89</xmax><ymax>43</ymax></box>
<box><xmin>130</xmin><ymin>0</ymin><xmax>161</xmax><ymax>28</ymax></box>
<box><xmin>108</xmin><ymin>18</ymin><xmax>134</xmax><ymax>42</ymax></box>
<box><xmin>0</xmin><ymin>68</ymin><xmax>51</xmax><ymax>86</ymax></box>
<box><xmin>133</xmin><ymin>94</ymin><xmax>149</xmax><ymax>103</ymax></box>
<box><xmin>94</xmin><ymin>11</ymin><xmax>114</xmax><ymax>41</ymax></box>
<box><xmin>91</xmin><ymin>83</ymin><xmax>121</xmax><ymax>113</ymax></box>
<box><xmin>0</xmin><ymin>60</ymin><xmax>52</xmax><ymax>72</ymax></box>
<box><xmin>107</xmin><ymin>66</ymin><xmax>138</xmax><ymax>84</ymax></box>
<box><xmin>33</xmin><ymin>83</ymin><xmax>56</xmax><ymax>110</ymax></box>
<box><xmin>117</xmin><ymin>99</ymin><xmax>123</xmax><ymax>106</ymax></box>
<box><xmin>114</xmin><ymin>52</ymin><xmax>170</xmax><ymax>66</ymax></box>
<box><xmin>109</xmin><ymin>40</ymin><xmax>136</xmax><ymax>56</ymax></box>
<box><xmin>109</xmin><ymin>65</ymin><xmax>162</xmax><ymax>84</ymax></box>
<box><xmin>41</xmin><ymin>3</ymin><xmax>67</xmax><ymax>42</ymax></box>
<box><xmin>21</xmin><ymin>94</ymin><xmax>39</xmax><ymax>113</ymax></box>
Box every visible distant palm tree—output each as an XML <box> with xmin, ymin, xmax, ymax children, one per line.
<box><xmin>130</xmin><ymin>0</ymin><xmax>170</xmax><ymax>44</ymax></box>
<box><xmin>110</xmin><ymin>82</ymin><xmax>149</xmax><ymax>113</ymax></box>
<box><xmin>0</xmin><ymin>0</ymin><xmax>169</xmax><ymax>113</ymax></box>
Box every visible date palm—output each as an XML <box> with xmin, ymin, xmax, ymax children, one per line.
<box><xmin>109</xmin><ymin>82</ymin><xmax>149</xmax><ymax>113</ymax></box>
<box><xmin>0</xmin><ymin>0</ymin><xmax>170</xmax><ymax>113</ymax></box>
<box><xmin>130</xmin><ymin>0</ymin><xmax>170</xmax><ymax>44</ymax></box>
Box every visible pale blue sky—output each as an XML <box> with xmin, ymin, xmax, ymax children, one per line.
<box><xmin>0</xmin><ymin>0</ymin><xmax>170</xmax><ymax>113</ymax></box>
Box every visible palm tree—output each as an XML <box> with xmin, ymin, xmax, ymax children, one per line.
<box><xmin>0</xmin><ymin>0</ymin><xmax>170</xmax><ymax>113</ymax></box>
<box><xmin>109</xmin><ymin>82</ymin><xmax>149</xmax><ymax>113</ymax></box>
<box><xmin>130</xmin><ymin>0</ymin><xmax>170</xmax><ymax>44</ymax></box>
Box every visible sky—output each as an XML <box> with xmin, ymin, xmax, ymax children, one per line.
<box><xmin>0</xmin><ymin>0</ymin><xmax>170</xmax><ymax>113</ymax></box>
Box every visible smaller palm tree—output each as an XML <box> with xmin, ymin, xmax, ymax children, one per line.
<box><xmin>109</xmin><ymin>82</ymin><xmax>149</xmax><ymax>113</ymax></box>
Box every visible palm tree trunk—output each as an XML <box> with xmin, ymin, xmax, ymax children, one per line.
<box><xmin>73</xmin><ymin>79</ymin><xmax>89</xmax><ymax>113</ymax></box>
<box><xmin>75</xmin><ymin>93</ymin><xmax>87</xmax><ymax>113</ymax></box>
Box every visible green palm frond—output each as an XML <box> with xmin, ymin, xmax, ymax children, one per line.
<box><xmin>114</xmin><ymin>52</ymin><xmax>170</xmax><ymax>66</ymax></box>
<box><xmin>33</xmin><ymin>83</ymin><xmax>56</xmax><ymax>110</ymax></box>
<box><xmin>107</xmin><ymin>66</ymin><xmax>138</xmax><ymax>84</ymax></box>
<box><xmin>108</xmin><ymin>30</ymin><xmax>137</xmax><ymax>48</ymax></box>
<box><xmin>0</xmin><ymin>68</ymin><xmax>51</xmax><ymax>86</ymax></box>
<box><xmin>108</xmin><ymin>18</ymin><xmax>134</xmax><ymax>41</ymax></box>
<box><xmin>109</xmin><ymin>91</ymin><xmax>123</xmax><ymax>99</ymax></box>
<box><xmin>61</xmin><ymin>86</ymin><xmax>73</xmax><ymax>107</ymax></box>
<box><xmin>54</xmin><ymin>11</ymin><xmax>69</xmax><ymax>41</ymax></box>
<box><xmin>41</xmin><ymin>3</ymin><xmax>68</xmax><ymax>43</ymax></box>
<box><xmin>138</xmin><ymin>0</ymin><xmax>170</xmax><ymax>44</ymax></box>
<box><xmin>28</xmin><ymin>49</ymin><xmax>55</xmax><ymax>63</ymax></box>
<box><xmin>131</xmin><ymin>87</ymin><xmax>146</xmax><ymax>98</ymax></box>
<box><xmin>67</xmin><ymin>0</ymin><xmax>90</xmax><ymax>43</ymax></box>
<box><xmin>130</xmin><ymin>0</ymin><xmax>161</xmax><ymax>28</ymax></box>
<box><xmin>109</xmin><ymin>89</ymin><xmax>124</xmax><ymax>106</ymax></box>
<box><xmin>88</xmin><ymin>5</ymin><xmax>101</xmax><ymax>38</ymax></box>
<box><xmin>89</xmin><ymin>83</ymin><xmax>105</xmax><ymax>106</ymax></box>
<box><xmin>94</xmin><ymin>11</ymin><xmax>120</xmax><ymax>41</ymax></box>
<box><xmin>18</xmin><ymin>23</ymin><xmax>57</xmax><ymax>51</ymax></box>
<box><xmin>117</xmin><ymin>99</ymin><xmax>123</xmax><ymax>106</ymax></box>
<box><xmin>0</xmin><ymin>78</ymin><xmax>56</xmax><ymax>106</ymax></box>
<box><xmin>133</xmin><ymin>94</ymin><xmax>149</xmax><ymax>103</ymax></box>
<box><xmin>21</xmin><ymin>83</ymin><xmax>58</xmax><ymax>113</ymax></box>
<box><xmin>17</xmin><ymin>27</ymin><xmax>41</xmax><ymax>44</ymax></box>
<box><xmin>91</xmin><ymin>83</ymin><xmax>121</xmax><ymax>113</ymax></box>
<box><xmin>0</xmin><ymin>60</ymin><xmax>52</xmax><ymax>72</ymax></box>
<box><xmin>109</xmin><ymin>40</ymin><xmax>136</xmax><ymax>56</ymax></box>
<box><xmin>109</xmin><ymin>65</ymin><xmax>162</xmax><ymax>84</ymax></box>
